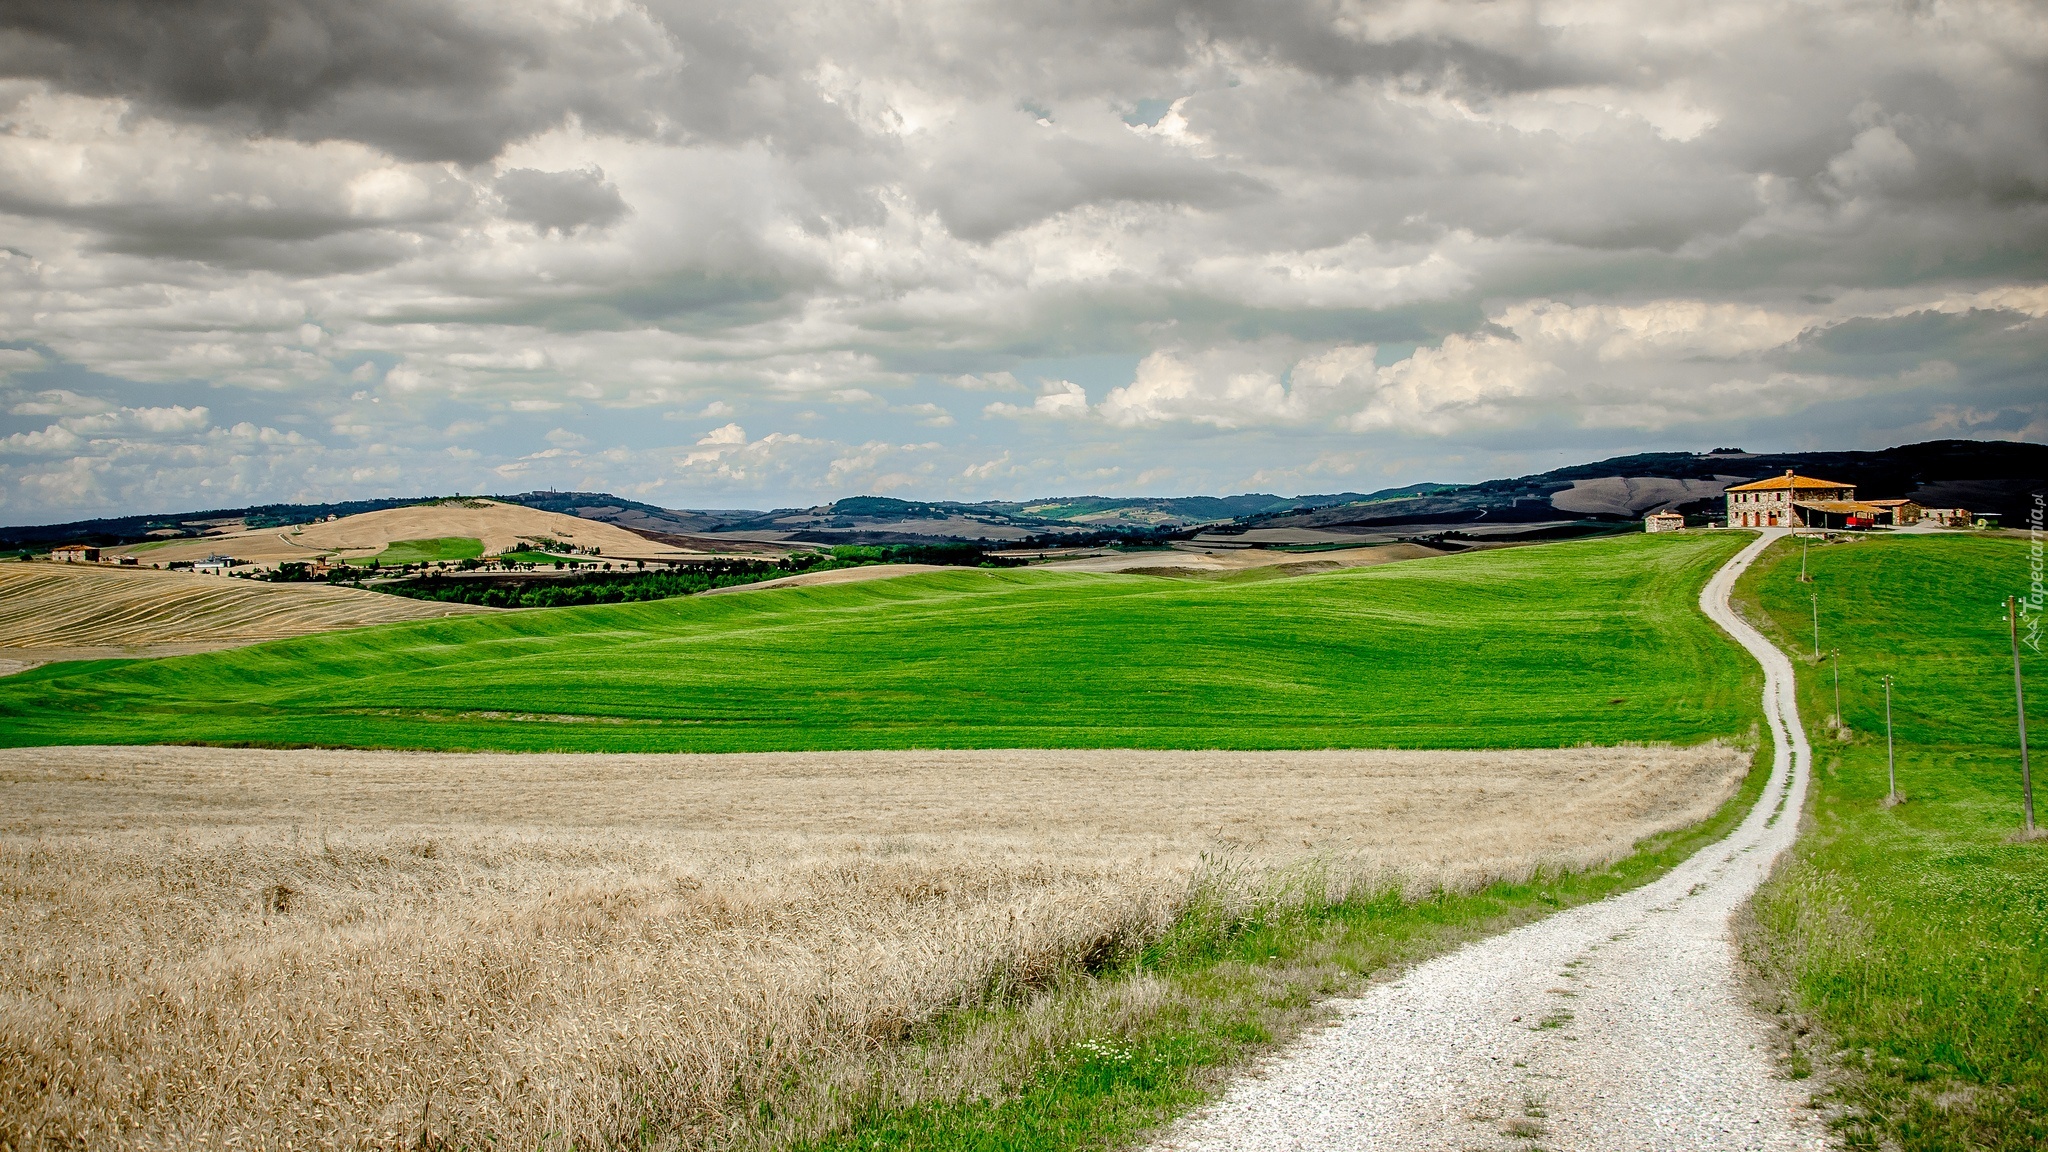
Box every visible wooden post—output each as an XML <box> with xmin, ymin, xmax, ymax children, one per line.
<box><xmin>2012</xmin><ymin>597</ymin><xmax>2036</xmax><ymax>835</ymax></box>
<box><xmin>1811</xmin><ymin>592</ymin><xmax>1821</xmax><ymax>660</ymax></box>
<box><xmin>1885</xmin><ymin>674</ymin><xmax>1898</xmax><ymax>805</ymax></box>
<box><xmin>1832</xmin><ymin>648</ymin><xmax>1842</xmax><ymax>729</ymax></box>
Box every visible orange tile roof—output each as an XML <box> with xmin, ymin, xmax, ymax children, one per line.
<box><xmin>1725</xmin><ymin>471</ymin><xmax>1854</xmax><ymax>492</ymax></box>
<box><xmin>1792</xmin><ymin>500</ymin><xmax>1883</xmax><ymax>514</ymax></box>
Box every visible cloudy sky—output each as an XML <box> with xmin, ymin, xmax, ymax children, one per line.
<box><xmin>2</xmin><ymin>0</ymin><xmax>2044</xmax><ymax>521</ymax></box>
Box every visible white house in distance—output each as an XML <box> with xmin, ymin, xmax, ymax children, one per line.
<box><xmin>1724</xmin><ymin>471</ymin><xmax>1856</xmax><ymax>528</ymax></box>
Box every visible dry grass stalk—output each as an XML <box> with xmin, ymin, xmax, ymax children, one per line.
<box><xmin>0</xmin><ymin>743</ymin><xmax>1747</xmax><ymax>1150</ymax></box>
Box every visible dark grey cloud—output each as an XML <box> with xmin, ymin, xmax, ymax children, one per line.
<box><xmin>0</xmin><ymin>0</ymin><xmax>869</xmax><ymax>164</ymax></box>
<box><xmin>1177</xmin><ymin>0</ymin><xmax>1629</xmax><ymax>92</ymax></box>
<box><xmin>411</xmin><ymin>269</ymin><xmax>807</xmax><ymax>333</ymax></box>
<box><xmin>0</xmin><ymin>0</ymin><xmax>547</xmax><ymax>162</ymax></box>
<box><xmin>7</xmin><ymin>0</ymin><xmax>2043</xmax><ymax>271</ymax></box>
<box><xmin>916</xmin><ymin>130</ymin><xmax>1272</xmax><ymax>242</ymax></box>
<box><xmin>1782</xmin><ymin>308</ymin><xmax>2048</xmax><ymax>386</ymax></box>
<box><xmin>0</xmin><ymin>175</ymin><xmax>469</xmax><ymax>271</ymax></box>
<box><xmin>495</xmin><ymin>166</ymin><xmax>628</xmax><ymax>235</ymax></box>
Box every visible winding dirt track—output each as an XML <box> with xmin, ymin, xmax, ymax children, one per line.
<box><xmin>1158</xmin><ymin>530</ymin><xmax>1824</xmax><ymax>1152</ymax></box>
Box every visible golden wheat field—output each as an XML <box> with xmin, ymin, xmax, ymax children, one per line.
<box><xmin>101</xmin><ymin>499</ymin><xmax>705</xmax><ymax>566</ymax></box>
<box><xmin>0</xmin><ymin>742</ymin><xmax>1748</xmax><ymax>1151</ymax></box>
<box><xmin>0</xmin><ymin>561</ymin><xmax>488</xmax><ymax>668</ymax></box>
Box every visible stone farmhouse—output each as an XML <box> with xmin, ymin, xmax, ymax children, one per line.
<box><xmin>1725</xmin><ymin>471</ymin><xmax>1856</xmax><ymax>528</ymax></box>
<box><xmin>1725</xmin><ymin>471</ymin><xmax>1949</xmax><ymax>529</ymax></box>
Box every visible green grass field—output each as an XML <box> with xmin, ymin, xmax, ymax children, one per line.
<box><xmin>0</xmin><ymin>532</ymin><xmax>1754</xmax><ymax>752</ymax></box>
<box><xmin>1740</xmin><ymin>533</ymin><xmax>2046</xmax><ymax>1149</ymax></box>
<box><xmin>368</xmin><ymin>536</ymin><xmax>484</xmax><ymax>565</ymax></box>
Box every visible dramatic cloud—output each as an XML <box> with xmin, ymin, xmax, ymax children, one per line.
<box><xmin>495</xmin><ymin>166</ymin><xmax>629</xmax><ymax>235</ymax></box>
<box><xmin>1</xmin><ymin>0</ymin><xmax>2043</xmax><ymax>519</ymax></box>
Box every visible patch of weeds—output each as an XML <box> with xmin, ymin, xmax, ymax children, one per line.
<box><xmin>788</xmin><ymin>743</ymin><xmax>1772</xmax><ymax>1152</ymax></box>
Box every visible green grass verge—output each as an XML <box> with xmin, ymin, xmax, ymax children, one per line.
<box><xmin>776</xmin><ymin>740</ymin><xmax>1772</xmax><ymax>1151</ymax></box>
<box><xmin>1739</xmin><ymin>533</ymin><xmax>2047</xmax><ymax>1149</ymax></box>
<box><xmin>0</xmin><ymin>533</ymin><xmax>1755</xmax><ymax>752</ymax></box>
<box><xmin>368</xmin><ymin>536</ymin><xmax>484</xmax><ymax>565</ymax></box>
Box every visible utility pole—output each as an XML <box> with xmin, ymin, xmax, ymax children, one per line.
<box><xmin>2011</xmin><ymin>597</ymin><xmax>2037</xmax><ymax>835</ymax></box>
<box><xmin>1831</xmin><ymin>648</ymin><xmax>1842</xmax><ymax>730</ymax></box>
<box><xmin>1884</xmin><ymin>674</ymin><xmax>1898</xmax><ymax>805</ymax></box>
<box><xmin>1812</xmin><ymin>592</ymin><xmax>1821</xmax><ymax>660</ymax></box>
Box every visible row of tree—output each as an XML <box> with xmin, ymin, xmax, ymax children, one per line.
<box><xmin>368</xmin><ymin>542</ymin><xmax>1022</xmax><ymax>608</ymax></box>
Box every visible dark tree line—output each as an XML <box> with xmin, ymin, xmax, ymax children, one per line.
<box><xmin>368</xmin><ymin>543</ymin><xmax>1021</xmax><ymax>608</ymax></box>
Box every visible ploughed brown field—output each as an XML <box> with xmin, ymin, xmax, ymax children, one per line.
<box><xmin>0</xmin><ymin>560</ymin><xmax>489</xmax><ymax>669</ymax></box>
<box><xmin>1</xmin><ymin>743</ymin><xmax>1747</xmax><ymax>1150</ymax></box>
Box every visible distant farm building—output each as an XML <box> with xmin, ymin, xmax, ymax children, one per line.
<box><xmin>1644</xmin><ymin>510</ymin><xmax>1686</xmax><ymax>533</ymax></box>
<box><xmin>192</xmin><ymin>555</ymin><xmax>238</xmax><ymax>574</ymax></box>
<box><xmin>1919</xmin><ymin>507</ymin><xmax>1974</xmax><ymax>528</ymax></box>
<box><xmin>50</xmin><ymin>545</ymin><xmax>99</xmax><ymax>563</ymax></box>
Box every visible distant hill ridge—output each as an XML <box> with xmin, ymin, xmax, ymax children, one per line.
<box><xmin>4</xmin><ymin>439</ymin><xmax>2040</xmax><ymax>549</ymax></box>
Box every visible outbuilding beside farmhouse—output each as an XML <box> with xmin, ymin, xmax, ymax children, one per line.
<box><xmin>1644</xmin><ymin>510</ymin><xmax>1685</xmax><ymax>533</ymax></box>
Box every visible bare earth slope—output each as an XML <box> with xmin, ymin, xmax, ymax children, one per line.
<box><xmin>105</xmin><ymin>499</ymin><xmax>709</xmax><ymax>565</ymax></box>
<box><xmin>1</xmin><ymin>742</ymin><xmax>1747</xmax><ymax>1150</ymax></box>
<box><xmin>0</xmin><ymin>561</ymin><xmax>490</xmax><ymax>669</ymax></box>
<box><xmin>1158</xmin><ymin>528</ymin><xmax>1819</xmax><ymax>1152</ymax></box>
<box><xmin>1549</xmin><ymin>475</ymin><xmax>1735</xmax><ymax>517</ymax></box>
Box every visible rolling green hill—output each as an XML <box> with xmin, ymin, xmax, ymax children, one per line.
<box><xmin>1741</xmin><ymin>532</ymin><xmax>2046</xmax><ymax>1147</ymax></box>
<box><xmin>0</xmin><ymin>533</ymin><xmax>1754</xmax><ymax>752</ymax></box>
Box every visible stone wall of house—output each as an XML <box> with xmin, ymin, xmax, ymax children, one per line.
<box><xmin>1725</xmin><ymin>478</ymin><xmax>1854</xmax><ymax>528</ymax></box>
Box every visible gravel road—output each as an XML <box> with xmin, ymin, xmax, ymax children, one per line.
<box><xmin>1157</xmin><ymin>530</ymin><xmax>1825</xmax><ymax>1152</ymax></box>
